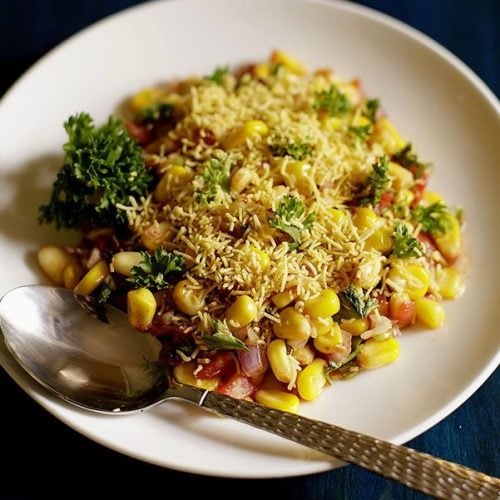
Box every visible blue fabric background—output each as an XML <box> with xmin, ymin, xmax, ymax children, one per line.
<box><xmin>0</xmin><ymin>1</ymin><xmax>498</xmax><ymax>498</ymax></box>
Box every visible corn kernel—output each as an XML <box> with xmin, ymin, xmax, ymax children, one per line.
<box><xmin>273</xmin><ymin>307</ymin><xmax>311</xmax><ymax>341</ymax></box>
<box><xmin>422</xmin><ymin>191</ymin><xmax>444</xmax><ymax>206</ymax></box>
<box><xmin>340</xmin><ymin>318</ymin><xmax>369</xmax><ymax>336</ymax></box>
<box><xmin>328</xmin><ymin>208</ymin><xmax>347</xmax><ymax>224</ymax></box>
<box><xmin>388</xmin><ymin>161</ymin><xmax>414</xmax><ymax>190</ymax></box>
<box><xmin>387</xmin><ymin>263</ymin><xmax>430</xmax><ymax>300</ymax></box>
<box><xmin>304</xmin><ymin>289</ymin><xmax>340</xmax><ymax>318</ymax></box>
<box><xmin>131</xmin><ymin>88</ymin><xmax>155</xmax><ymax>111</ymax></box>
<box><xmin>311</xmin><ymin>316</ymin><xmax>334</xmax><ymax>336</ymax></box>
<box><xmin>351</xmin><ymin>115</ymin><xmax>371</xmax><ymax>128</ymax></box>
<box><xmin>111</xmin><ymin>251</ymin><xmax>143</xmax><ymax>276</ymax></box>
<box><xmin>63</xmin><ymin>263</ymin><xmax>84</xmax><ymax>290</ymax></box>
<box><xmin>271</xmin><ymin>50</ymin><xmax>307</xmax><ymax>75</ymax></box>
<box><xmin>127</xmin><ymin>287</ymin><xmax>157</xmax><ymax>330</ymax></box>
<box><xmin>355</xmin><ymin>251</ymin><xmax>382</xmax><ymax>289</ymax></box>
<box><xmin>173</xmin><ymin>362</ymin><xmax>219</xmax><ymax>390</ymax></box>
<box><xmin>154</xmin><ymin>165</ymin><xmax>193</xmax><ymax>203</ymax></box>
<box><xmin>230</xmin><ymin>167</ymin><xmax>252</xmax><ymax>193</ymax></box>
<box><xmin>271</xmin><ymin>289</ymin><xmax>296</xmax><ymax>309</ymax></box>
<box><xmin>267</xmin><ymin>339</ymin><xmax>294</xmax><ymax>383</ymax></box>
<box><xmin>254</xmin><ymin>63</ymin><xmax>271</xmax><ymax>79</ymax></box>
<box><xmin>172</xmin><ymin>279</ymin><xmax>204</xmax><ymax>315</ymax></box>
<box><xmin>226</xmin><ymin>295</ymin><xmax>258</xmax><ymax>328</ymax></box>
<box><xmin>248</xmin><ymin>246</ymin><xmax>270</xmax><ymax>273</ymax></box>
<box><xmin>255</xmin><ymin>389</ymin><xmax>300</xmax><ymax>414</ymax></box>
<box><xmin>38</xmin><ymin>246</ymin><xmax>77</xmax><ymax>285</ymax></box>
<box><xmin>396</xmin><ymin>188</ymin><xmax>415</xmax><ymax>206</ymax></box>
<box><xmin>313</xmin><ymin>323</ymin><xmax>342</xmax><ymax>354</ymax></box>
<box><xmin>365</xmin><ymin>226</ymin><xmax>393</xmax><ymax>253</ymax></box>
<box><xmin>224</xmin><ymin>120</ymin><xmax>269</xmax><ymax>149</ymax></box>
<box><xmin>434</xmin><ymin>214</ymin><xmax>461</xmax><ymax>261</ymax></box>
<box><xmin>353</xmin><ymin>207</ymin><xmax>379</xmax><ymax>231</ymax></box>
<box><xmin>283</xmin><ymin>160</ymin><xmax>313</xmax><ymax>196</ymax></box>
<box><xmin>372</xmin><ymin>118</ymin><xmax>406</xmax><ymax>155</ymax></box>
<box><xmin>141</xmin><ymin>221</ymin><xmax>174</xmax><ymax>251</ymax></box>
<box><xmin>436</xmin><ymin>267</ymin><xmax>465</xmax><ymax>299</ymax></box>
<box><xmin>74</xmin><ymin>260</ymin><xmax>109</xmax><ymax>296</ymax></box>
<box><xmin>415</xmin><ymin>297</ymin><xmax>446</xmax><ymax>329</ymax></box>
<box><xmin>357</xmin><ymin>337</ymin><xmax>400</xmax><ymax>369</ymax></box>
<box><xmin>297</xmin><ymin>358</ymin><xmax>327</xmax><ymax>401</ymax></box>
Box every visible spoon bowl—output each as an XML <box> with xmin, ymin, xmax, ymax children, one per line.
<box><xmin>0</xmin><ymin>285</ymin><xmax>498</xmax><ymax>498</ymax></box>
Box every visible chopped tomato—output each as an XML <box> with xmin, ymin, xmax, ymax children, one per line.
<box><xmin>389</xmin><ymin>295</ymin><xmax>416</xmax><ymax>328</ymax></box>
<box><xmin>411</xmin><ymin>171</ymin><xmax>429</xmax><ymax>206</ymax></box>
<box><xmin>125</xmin><ymin>121</ymin><xmax>154</xmax><ymax>146</ymax></box>
<box><xmin>378</xmin><ymin>191</ymin><xmax>394</xmax><ymax>210</ymax></box>
<box><xmin>418</xmin><ymin>232</ymin><xmax>437</xmax><ymax>255</ymax></box>
<box><xmin>217</xmin><ymin>374</ymin><xmax>256</xmax><ymax>399</ymax></box>
<box><xmin>376</xmin><ymin>295</ymin><xmax>390</xmax><ymax>317</ymax></box>
<box><xmin>197</xmin><ymin>352</ymin><xmax>235</xmax><ymax>380</ymax></box>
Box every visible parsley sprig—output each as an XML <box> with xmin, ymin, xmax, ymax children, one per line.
<box><xmin>313</xmin><ymin>85</ymin><xmax>351</xmax><ymax>117</ymax></box>
<box><xmin>337</xmin><ymin>286</ymin><xmax>377</xmax><ymax>319</ymax></box>
<box><xmin>203</xmin><ymin>319</ymin><xmax>248</xmax><ymax>351</ymax></box>
<box><xmin>39</xmin><ymin>113</ymin><xmax>153</xmax><ymax>229</ymax></box>
<box><xmin>127</xmin><ymin>248</ymin><xmax>184</xmax><ymax>290</ymax></box>
<box><xmin>392</xmin><ymin>143</ymin><xmax>429</xmax><ymax>179</ymax></box>
<box><xmin>196</xmin><ymin>155</ymin><xmax>233</xmax><ymax>204</ymax></box>
<box><xmin>363</xmin><ymin>98</ymin><xmax>380</xmax><ymax>124</ymax></box>
<box><xmin>136</xmin><ymin>102</ymin><xmax>174</xmax><ymax>123</ymax></box>
<box><xmin>412</xmin><ymin>202</ymin><xmax>451</xmax><ymax>236</ymax></box>
<box><xmin>269</xmin><ymin>195</ymin><xmax>316</xmax><ymax>250</ymax></box>
<box><xmin>359</xmin><ymin>156</ymin><xmax>391</xmax><ymax>206</ymax></box>
<box><xmin>205</xmin><ymin>66</ymin><xmax>229</xmax><ymax>85</ymax></box>
<box><xmin>269</xmin><ymin>138</ymin><xmax>313</xmax><ymax>160</ymax></box>
<box><xmin>392</xmin><ymin>222</ymin><xmax>423</xmax><ymax>258</ymax></box>
<box><xmin>348</xmin><ymin>124</ymin><xmax>371</xmax><ymax>141</ymax></box>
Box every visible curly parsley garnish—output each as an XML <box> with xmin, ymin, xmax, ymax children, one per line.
<box><xmin>392</xmin><ymin>143</ymin><xmax>429</xmax><ymax>179</ymax></box>
<box><xmin>363</xmin><ymin>98</ymin><xmax>380</xmax><ymax>124</ymax></box>
<box><xmin>411</xmin><ymin>202</ymin><xmax>451</xmax><ymax>236</ymax></box>
<box><xmin>348</xmin><ymin>124</ymin><xmax>371</xmax><ymax>141</ymax></box>
<box><xmin>196</xmin><ymin>155</ymin><xmax>233</xmax><ymax>204</ymax></box>
<box><xmin>269</xmin><ymin>138</ymin><xmax>313</xmax><ymax>160</ymax></box>
<box><xmin>313</xmin><ymin>85</ymin><xmax>351</xmax><ymax>117</ymax></box>
<box><xmin>203</xmin><ymin>319</ymin><xmax>248</xmax><ymax>351</ymax></box>
<box><xmin>338</xmin><ymin>286</ymin><xmax>377</xmax><ymax>319</ymax></box>
<box><xmin>392</xmin><ymin>222</ymin><xmax>423</xmax><ymax>258</ymax></box>
<box><xmin>205</xmin><ymin>66</ymin><xmax>229</xmax><ymax>85</ymax></box>
<box><xmin>359</xmin><ymin>156</ymin><xmax>390</xmax><ymax>206</ymax></box>
<box><xmin>136</xmin><ymin>102</ymin><xmax>174</xmax><ymax>123</ymax></box>
<box><xmin>127</xmin><ymin>249</ymin><xmax>185</xmax><ymax>290</ymax></box>
<box><xmin>39</xmin><ymin>113</ymin><xmax>153</xmax><ymax>230</ymax></box>
<box><xmin>269</xmin><ymin>195</ymin><xmax>316</xmax><ymax>250</ymax></box>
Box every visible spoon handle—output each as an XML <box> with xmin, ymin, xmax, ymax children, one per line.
<box><xmin>198</xmin><ymin>391</ymin><xmax>500</xmax><ymax>498</ymax></box>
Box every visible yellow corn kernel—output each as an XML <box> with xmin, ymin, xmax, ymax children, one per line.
<box><xmin>357</xmin><ymin>337</ymin><xmax>400</xmax><ymax>369</ymax></box>
<box><xmin>313</xmin><ymin>323</ymin><xmax>342</xmax><ymax>354</ymax></box>
<box><xmin>318</xmin><ymin>112</ymin><xmax>343</xmax><ymax>131</ymax></box>
<box><xmin>388</xmin><ymin>161</ymin><xmax>414</xmax><ymax>190</ymax></box>
<box><xmin>372</xmin><ymin>118</ymin><xmax>406</xmax><ymax>155</ymax></box>
<box><xmin>434</xmin><ymin>214</ymin><xmax>462</xmax><ymax>261</ymax></box>
<box><xmin>273</xmin><ymin>307</ymin><xmax>311</xmax><ymax>341</ymax></box>
<box><xmin>271</xmin><ymin>50</ymin><xmax>307</xmax><ymax>75</ymax></box>
<box><xmin>297</xmin><ymin>358</ymin><xmax>327</xmax><ymax>401</ymax></box>
<box><xmin>311</xmin><ymin>316</ymin><xmax>334</xmax><ymax>336</ymax></box>
<box><xmin>254</xmin><ymin>63</ymin><xmax>271</xmax><ymax>79</ymax></box>
<box><xmin>415</xmin><ymin>297</ymin><xmax>446</xmax><ymax>329</ymax></box>
<box><xmin>224</xmin><ymin>120</ymin><xmax>269</xmax><ymax>149</ymax></box>
<box><xmin>226</xmin><ymin>295</ymin><xmax>258</xmax><ymax>328</ymax></box>
<box><xmin>173</xmin><ymin>362</ymin><xmax>219</xmax><ymax>390</ymax></box>
<box><xmin>63</xmin><ymin>263</ymin><xmax>84</xmax><ymax>290</ymax></box>
<box><xmin>422</xmin><ymin>191</ymin><xmax>444</xmax><ymax>206</ymax></box>
<box><xmin>131</xmin><ymin>87</ymin><xmax>155</xmax><ymax>111</ymax></box>
<box><xmin>172</xmin><ymin>279</ymin><xmax>204</xmax><ymax>315</ymax></box>
<box><xmin>436</xmin><ymin>267</ymin><xmax>465</xmax><ymax>299</ymax></box>
<box><xmin>283</xmin><ymin>160</ymin><xmax>313</xmax><ymax>196</ymax></box>
<box><xmin>355</xmin><ymin>252</ymin><xmax>382</xmax><ymax>289</ymax></box>
<box><xmin>351</xmin><ymin>115</ymin><xmax>371</xmax><ymax>128</ymax></box>
<box><xmin>111</xmin><ymin>251</ymin><xmax>143</xmax><ymax>276</ymax></box>
<box><xmin>127</xmin><ymin>287</ymin><xmax>157</xmax><ymax>330</ymax></box>
<box><xmin>340</xmin><ymin>318</ymin><xmax>369</xmax><ymax>336</ymax></box>
<box><xmin>271</xmin><ymin>289</ymin><xmax>296</xmax><ymax>309</ymax></box>
<box><xmin>304</xmin><ymin>289</ymin><xmax>340</xmax><ymax>318</ymax></box>
<box><xmin>255</xmin><ymin>389</ymin><xmax>300</xmax><ymax>414</ymax></box>
<box><xmin>396</xmin><ymin>188</ymin><xmax>415</xmax><ymax>207</ymax></box>
<box><xmin>248</xmin><ymin>246</ymin><xmax>270</xmax><ymax>273</ymax></box>
<box><xmin>365</xmin><ymin>226</ymin><xmax>393</xmax><ymax>253</ymax></box>
<box><xmin>387</xmin><ymin>263</ymin><xmax>430</xmax><ymax>300</ymax></box>
<box><xmin>230</xmin><ymin>167</ymin><xmax>252</xmax><ymax>193</ymax></box>
<box><xmin>267</xmin><ymin>339</ymin><xmax>294</xmax><ymax>384</ymax></box>
<box><xmin>74</xmin><ymin>260</ymin><xmax>109</xmax><ymax>296</ymax></box>
<box><xmin>37</xmin><ymin>246</ymin><xmax>77</xmax><ymax>285</ymax></box>
<box><xmin>140</xmin><ymin>221</ymin><xmax>174</xmax><ymax>251</ymax></box>
<box><xmin>154</xmin><ymin>165</ymin><xmax>193</xmax><ymax>203</ymax></box>
<box><xmin>292</xmin><ymin>344</ymin><xmax>315</xmax><ymax>366</ymax></box>
<box><xmin>353</xmin><ymin>207</ymin><xmax>379</xmax><ymax>231</ymax></box>
<box><xmin>328</xmin><ymin>208</ymin><xmax>347</xmax><ymax>224</ymax></box>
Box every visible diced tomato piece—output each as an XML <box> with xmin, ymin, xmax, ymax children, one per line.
<box><xmin>217</xmin><ymin>374</ymin><xmax>256</xmax><ymax>399</ymax></box>
<box><xmin>389</xmin><ymin>296</ymin><xmax>416</xmax><ymax>328</ymax></box>
<box><xmin>376</xmin><ymin>295</ymin><xmax>390</xmax><ymax>317</ymax></box>
<box><xmin>125</xmin><ymin>121</ymin><xmax>154</xmax><ymax>146</ymax></box>
<box><xmin>418</xmin><ymin>232</ymin><xmax>437</xmax><ymax>255</ymax></box>
<box><xmin>378</xmin><ymin>192</ymin><xmax>394</xmax><ymax>210</ymax></box>
<box><xmin>197</xmin><ymin>352</ymin><xmax>236</xmax><ymax>380</ymax></box>
<box><xmin>411</xmin><ymin>171</ymin><xmax>429</xmax><ymax>206</ymax></box>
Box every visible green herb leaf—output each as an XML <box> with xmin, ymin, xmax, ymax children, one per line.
<box><xmin>363</xmin><ymin>98</ymin><xmax>380</xmax><ymax>124</ymax></box>
<box><xmin>136</xmin><ymin>102</ymin><xmax>174</xmax><ymax>123</ymax></box>
<box><xmin>269</xmin><ymin>138</ymin><xmax>313</xmax><ymax>160</ymax></box>
<box><xmin>97</xmin><ymin>283</ymin><xmax>113</xmax><ymax>303</ymax></box>
<box><xmin>39</xmin><ymin>113</ymin><xmax>153</xmax><ymax>230</ymax></box>
<box><xmin>196</xmin><ymin>155</ymin><xmax>233</xmax><ymax>204</ymax></box>
<box><xmin>359</xmin><ymin>156</ymin><xmax>390</xmax><ymax>206</ymax></box>
<box><xmin>203</xmin><ymin>319</ymin><xmax>249</xmax><ymax>351</ymax></box>
<box><xmin>127</xmin><ymin>248</ymin><xmax>185</xmax><ymax>290</ymax></box>
<box><xmin>205</xmin><ymin>66</ymin><xmax>229</xmax><ymax>85</ymax></box>
<box><xmin>313</xmin><ymin>85</ymin><xmax>351</xmax><ymax>117</ymax></box>
<box><xmin>392</xmin><ymin>222</ymin><xmax>424</xmax><ymax>258</ymax></box>
<box><xmin>269</xmin><ymin>195</ymin><xmax>316</xmax><ymax>249</ymax></box>
<box><xmin>392</xmin><ymin>143</ymin><xmax>429</xmax><ymax>179</ymax></box>
<box><xmin>338</xmin><ymin>286</ymin><xmax>377</xmax><ymax>319</ymax></box>
<box><xmin>348</xmin><ymin>124</ymin><xmax>371</xmax><ymax>141</ymax></box>
<box><xmin>411</xmin><ymin>202</ymin><xmax>452</xmax><ymax>236</ymax></box>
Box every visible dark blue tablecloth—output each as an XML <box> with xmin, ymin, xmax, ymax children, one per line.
<box><xmin>0</xmin><ymin>1</ymin><xmax>498</xmax><ymax>498</ymax></box>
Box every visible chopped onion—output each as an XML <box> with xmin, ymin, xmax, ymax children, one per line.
<box><xmin>360</xmin><ymin>315</ymin><xmax>393</xmax><ymax>340</ymax></box>
<box><xmin>238</xmin><ymin>344</ymin><xmax>268</xmax><ymax>378</ymax></box>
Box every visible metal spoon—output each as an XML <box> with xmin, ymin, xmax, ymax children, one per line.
<box><xmin>0</xmin><ymin>285</ymin><xmax>498</xmax><ymax>498</ymax></box>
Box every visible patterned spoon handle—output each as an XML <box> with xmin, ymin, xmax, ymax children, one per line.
<box><xmin>196</xmin><ymin>390</ymin><xmax>500</xmax><ymax>499</ymax></box>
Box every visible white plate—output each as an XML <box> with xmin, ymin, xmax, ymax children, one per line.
<box><xmin>0</xmin><ymin>0</ymin><xmax>499</xmax><ymax>479</ymax></box>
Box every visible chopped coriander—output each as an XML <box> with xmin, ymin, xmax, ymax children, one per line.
<box><xmin>97</xmin><ymin>283</ymin><xmax>113</xmax><ymax>303</ymax></box>
<box><xmin>411</xmin><ymin>202</ymin><xmax>451</xmax><ymax>236</ymax></box>
<box><xmin>359</xmin><ymin>156</ymin><xmax>390</xmax><ymax>206</ymax></box>
<box><xmin>39</xmin><ymin>113</ymin><xmax>153</xmax><ymax>230</ymax></box>
<box><xmin>392</xmin><ymin>143</ymin><xmax>429</xmax><ymax>179</ymax></box>
<box><xmin>269</xmin><ymin>195</ymin><xmax>316</xmax><ymax>250</ymax></box>
<box><xmin>203</xmin><ymin>319</ymin><xmax>248</xmax><ymax>351</ymax></box>
<box><xmin>348</xmin><ymin>124</ymin><xmax>371</xmax><ymax>141</ymax></box>
<box><xmin>392</xmin><ymin>222</ymin><xmax>423</xmax><ymax>258</ymax></box>
<box><xmin>268</xmin><ymin>138</ymin><xmax>313</xmax><ymax>160</ymax></box>
<box><xmin>127</xmin><ymin>248</ymin><xmax>184</xmax><ymax>290</ymax></box>
<box><xmin>196</xmin><ymin>155</ymin><xmax>233</xmax><ymax>204</ymax></box>
<box><xmin>136</xmin><ymin>102</ymin><xmax>174</xmax><ymax>123</ymax></box>
<box><xmin>205</xmin><ymin>66</ymin><xmax>229</xmax><ymax>85</ymax></box>
<box><xmin>338</xmin><ymin>286</ymin><xmax>377</xmax><ymax>319</ymax></box>
<box><xmin>270</xmin><ymin>63</ymin><xmax>282</xmax><ymax>76</ymax></box>
<box><xmin>363</xmin><ymin>98</ymin><xmax>380</xmax><ymax>124</ymax></box>
<box><xmin>313</xmin><ymin>85</ymin><xmax>351</xmax><ymax>117</ymax></box>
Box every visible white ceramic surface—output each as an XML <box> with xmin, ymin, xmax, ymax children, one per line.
<box><xmin>0</xmin><ymin>0</ymin><xmax>499</xmax><ymax>478</ymax></box>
